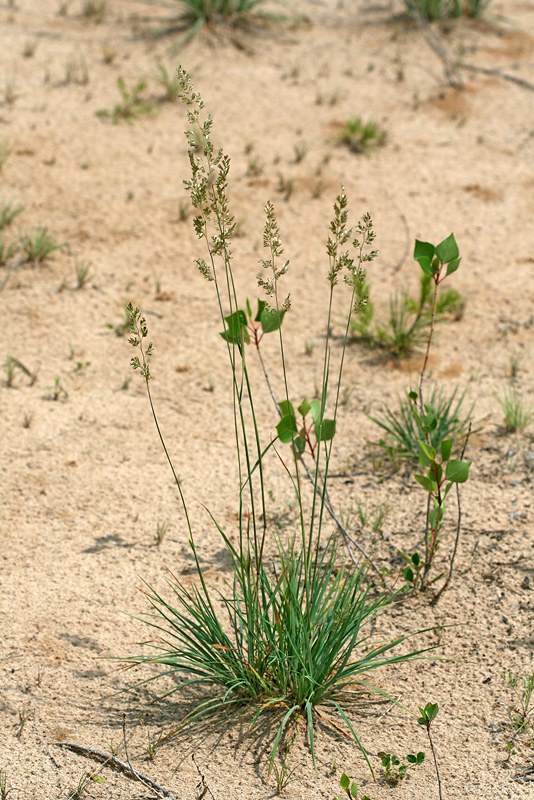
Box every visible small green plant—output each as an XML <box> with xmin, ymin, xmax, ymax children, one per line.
<box><xmin>153</xmin><ymin>62</ymin><xmax>180</xmax><ymax>102</ymax></box>
<box><xmin>501</xmin><ymin>671</ymin><xmax>534</xmax><ymax>750</ymax></box>
<box><xmin>21</xmin><ymin>227</ymin><xmax>66</xmax><ymax>264</ymax></box>
<box><xmin>107</xmin><ymin>304</ymin><xmax>131</xmax><ymax>337</ymax></box>
<box><xmin>349</xmin><ymin>272</ymin><xmax>464</xmax><ymax>358</ymax></box>
<box><xmin>404</xmin><ymin>0</ymin><xmax>490</xmax><ymax>21</ymax></box>
<box><xmin>336</xmin><ymin>117</ymin><xmax>386</xmax><ymax>154</ymax></box>
<box><xmin>247</xmin><ymin>156</ymin><xmax>264</xmax><ymax>177</ymax></box>
<box><xmin>96</xmin><ymin>77</ymin><xmax>153</xmax><ymax>124</ymax></box>
<box><xmin>294</xmin><ymin>140</ymin><xmax>308</xmax><ymax>163</ymax></box>
<box><xmin>0</xmin><ymin>200</ymin><xmax>24</xmax><ymax>229</ymax></box>
<box><xmin>146</xmin><ymin>729</ymin><xmax>163</xmax><ymax>760</ymax></box>
<box><xmin>0</xmin><ymin>232</ymin><xmax>19</xmax><ymax>265</ymax></box>
<box><xmin>74</xmin><ymin>260</ymin><xmax>92</xmax><ymax>289</ymax></box>
<box><xmin>0</xmin><ymin>769</ymin><xmax>11</xmax><ymax>800</ymax></box>
<box><xmin>369</xmin><ymin>385</ymin><xmax>475</xmax><ymax>467</ymax></box>
<box><xmin>495</xmin><ymin>385</ymin><xmax>533</xmax><ymax>433</ymax></box>
<box><xmin>155</xmin><ymin>519</ymin><xmax>170</xmax><ymax>545</ymax></box>
<box><xmin>333</xmin><ymin>772</ymin><xmax>372</xmax><ymax>800</ymax></box>
<box><xmin>81</xmin><ymin>0</ymin><xmax>106</xmax><ymax>22</ymax></box>
<box><xmin>3</xmin><ymin>78</ymin><xmax>17</xmax><ymax>106</ymax></box>
<box><xmin>378</xmin><ymin>750</ymin><xmax>425</xmax><ymax>782</ymax></box>
<box><xmin>417</xmin><ymin>703</ymin><xmax>442</xmax><ymax>800</ymax></box>
<box><xmin>23</xmin><ymin>412</ymin><xmax>34</xmax><ymax>428</ymax></box>
<box><xmin>277</xmin><ymin>172</ymin><xmax>294</xmax><ymax>201</ymax></box>
<box><xmin>153</xmin><ymin>0</ymin><xmax>282</xmax><ymax>44</ymax></box>
<box><xmin>5</xmin><ymin>356</ymin><xmax>15</xmax><ymax>387</ymax></box>
<box><xmin>47</xmin><ymin>376</ymin><xmax>68</xmax><ymax>402</ymax></box>
<box><xmin>271</xmin><ymin>732</ymin><xmax>301</xmax><ymax>794</ymax></box>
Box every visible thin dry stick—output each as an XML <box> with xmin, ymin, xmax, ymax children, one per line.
<box><xmin>407</xmin><ymin>1</ymin><xmax>463</xmax><ymax>88</ymax></box>
<box><xmin>460</xmin><ymin>63</ymin><xmax>534</xmax><ymax>92</ymax></box>
<box><xmin>424</xmin><ymin>721</ymin><xmax>443</xmax><ymax>800</ymax></box>
<box><xmin>192</xmin><ymin>753</ymin><xmax>219</xmax><ymax>800</ymax></box>
<box><xmin>431</xmin><ymin>422</ymin><xmax>472</xmax><ymax>605</ymax></box>
<box><xmin>54</xmin><ymin>742</ymin><xmax>179</xmax><ymax>800</ymax></box>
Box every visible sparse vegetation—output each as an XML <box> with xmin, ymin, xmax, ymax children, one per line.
<box><xmin>495</xmin><ymin>385</ymin><xmax>534</xmax><ymax>433</ymax></box>
<box><xmin>96</xmin><ymin>77</ymin><xmax>153</xmax><ymax>123</ymax></box>
<box><xmin>21</xmin><ymin>227</ymin><xmax>66</xmax><ymax>264</ymax></box>
<box><xmin>336</xmin><ymin>117</ymin><xmax>387</xmax><ymax>154</ymax></box>
<box><xmin>0</xmin><ymin>201</ymin><xmax>24</xmax><ymax>229</ymax></box>
<box><xmin>404</xmin><ymin>0</ymin><xmax>490</xmax><ymax>21</ymax></box>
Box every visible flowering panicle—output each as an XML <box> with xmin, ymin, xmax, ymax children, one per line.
<box><xmin>258</xmin><ymin>200</ymin><xmax>290</xmax><ymax>311</ymax></box>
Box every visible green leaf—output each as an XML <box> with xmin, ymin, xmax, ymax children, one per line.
<box><xmin>416</xmin><ymin>255</ymin><xmax>435</xmax><ymax>278</ymax></box>
<box><xmin>418</xmin><ymin>440</ymin><xmax>436</xmax><ymax>463</ymax></box>
<box><xmin>298</xmin><ymin>398</ymin><xmax>311</xmax><ymax>418</ymax></box>
<box><xmin>340</xmin><ymin>773</ymin><xmax>350</xmax><ymax>792</ymax></box>
<box><xmin>445</xmin><ymin>459</ymin><xmax>471</xmax><ymax>483</ymax></box>
<box><xmin>261</xmin><ymin>306</ymin><xmax>285</xmax><ymax>333</ymax></box>
<box><xmin>246</xmin><ymin>297</ymin><xmax>252</xmax><ymax>318</ymax></box>
<box><xmin>417</xmin><ymin>751</ymin><xmax>425</xmax><ymax>764</ymax></box>
<box><xmin>350</xmin><ymin>782</ymin><xmax>358</xmax><ymax>799</ymax></box>
<box><xmin>276</xmin><ymin>414</ymin><xmax>298</xmax><ymax>443</ymax></box>
<box><xmin>406</xmin><ymin>754</ymin><xmax>416</xmax><ymax>763</ymax></box>
<box><xmin>219</xmin><ymin>310</ymin><xmax>249</xmax><ymax>345</ymax></box>
<box><xmin>446</xmin><ymin>256</ymin><xmax>461</xmax><ymax>277</ymax></box>
<box><xmin>254</xmin><ymin>299</ymin><xmax>267</xmax><ymax>322</ymax></box>
<box><xmin>403</xmin><ymin>566</ymin><xmax>414</xmax><ymax>583</ymax></box>
<box><xmin>294</xmin><ymin>431</ymin><xmax>306</xmax><ymax>454</ymax></box>
<box><xmin>315</xmin><ymin>417</ymin><xmax>336</xmax><ymax>442</ymax></box>
<box><xmin>90</xmin><ymin>775</ymin><xmax>106</xmax><ymax>784</ymax></box>
<box><xmin>412</xmin><ymin>552</ymin><xmax>420</xmax><ymax>566</ymax></box>
<box><xmin>440</xmin><ymin>439</ymin><xmax>452</xmax><ymax>461</ymax></box>
<box><xmin>309</xmin><ymin>399</ymin><xmax>322</xmax><ymax>424</ymax></box>
<box><xmin>408</xmin><ymin>390</ymin><xmax>418</xmax><ymax>402</ymax></box>
<box><xmin>435</xmin><ymin>232</ymin><xmax>459</xmax><ymax>265</ymax></box>
<box><xmin>414</xmin><ymin>473</ymin><xmax>436</xmax><ymax>493</ymax></box>
<box><xmin>279</xmin><ymin>399</ymin><xmax>295</xmax><ymax>418</ymax></box>
<box><xmin>414</xmin><ymin>239</ymin><xmax>435</xmax><ymax>262</ymax></box>
<box><xmin>418</xmin><ymin>702</ymin><xmax>439</xmax><ymax>724</ymax></box>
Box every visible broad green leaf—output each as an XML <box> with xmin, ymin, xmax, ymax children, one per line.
<box><xmin>414</xmin><ymin>473</ymin><xmax>436</xmax><ymax>493</ymax></box>
<box><xmin>419</xmin><ymin>440</ymin><xmax>436</xmax><ymax>462</ymax></box>
<box><xmin>416</xmin><ymin>255</ymin><xmax>435</xmax><ymax>278</ymax></box>
<box><xmin>435</xmin><ymin>232</ymin><xmax>459</xmax><ymax>265</ymax></box>
<box><xmin>255</xmin><ymin>299</ymin><xmax>267</xmax><ymax>322</ymax></box>
<box><xmin>90</xmin><ymin>775</ymin><xmax>106</xmax><ymax>784</ymax></box>
<box><xmin>315</xmin><ymin>418</ymin><xmax>336</xmax><ymax>442</ymax></box>
<box><xmin>418</xmin><ymin>702</ymin><xmax>439</xmax><ymax>724</ymax></box>
<box><xmin>407</xmin><ymin>754</ymin><xmax>416</xmax><ymax>763</ymax></box>
<box><xmin>403</xmin><ymin>566</ymin><xmax>414</xmax><ymax>583</ymax></box>
<box><xmin>412</xmin><ymin>552</ymin><xmax>420</xmax><ymax>567</ymax></box>
<box><xmin>445</xmin><ymin>459</ymin><xmax>471</xmax><ymax>483</ymax></box>
<box><xmin>350</xmin><ymin>782</ymin><xmax>358</xmax><ymax>799</ymax></box>
<box><xmin>219</xmin><ymin>310</ymin><xmax>249</xmax><ymax>345</ymax></box>
<box><xmin>279</xmin><ymin>399</ymin><xmax>295</xmax><ymax>418</ymax></box>
<box><xmin>309</xmin><ymin>399</ymin><xmax>322</xmax><ymax>423</ymax></box>
<box><xmin>298</xmin><ymin>398</ymin><xmax>311</xmax><ymax>418</ymax></box>
<box><xmin>408</xmin><ymin>390</ymin><xmax>418</xmax><ymax>402</ymax></box>
<box><xmin>340</xmin><ymin>773</ymin><xmax>350</xmax><ymax>792</ymax></box>
<box><xmin>446</xmin><ymin>256</ymin><xmax>461</xmax><ymax>277</ymax></box>
<box><xmin>261</xmin><ymin>306</ymin><xmax>285</xmax><ymax>333</ymax></box>
<box><xmin>429</xmin><ymin>505</ymin><xmax>443</xmax><ymax>530</ymax></box>
<box><xmin>414</xmin><ymin>239</ymin><xmax>435</xmax><ymax>262</ymax></box>
<box><xmin>293</xmin><ymin>433</ymin><xmax>306</xmax><ymax>455</ymax></box>
<box><xmin>440</xmin><ymin>439</ymin><xmax>452</xmax><ymax>461</ymax></box>
<box><xmin>276</xmin><ymin>414</ymin><xmax>298</xmax><ymax>443</ymax></box>
<box><xmin>417</xmin><ymin>752</ymin><xmax>425</xmax><ymax>764</ymax></box>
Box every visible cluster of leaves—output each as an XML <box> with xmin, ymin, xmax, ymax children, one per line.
<box><xmin>349</xmin><ymin>272</ymin><xmax>463</xmax><ymax>358</ymax></box>
<box><xmin>336</xmin><ymin>118</ymin><xmax>387</xmax><ymax>155</ymax></box>
<box><xmin>96</xmin><ymin>77</ymin><xmax>153</xmax><ymax>123</ymax></box>
<box><xmin>334</xmin><ymin>772</ymin><xmax>372</xmax><ymax>800</ymax></box>
<box><xmin>378</xmin><ymin>750</ymin><xmax>425</xmax><ymax>782</ymax></box>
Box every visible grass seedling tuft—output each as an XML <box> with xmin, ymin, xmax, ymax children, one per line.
<box><xmin>153</xmin><ymin>62</ymin><xmax>180</xmax><ymax>102</ymax></box>
<box><xmin>336</xmin><ymin>117</ymin><xmax>387</xmax><ymax>154</ymax></box>
<box><xmin>0</xmin><ymin>201</ymin><xmax>24</xmax><ymax>229</ymax></box>
<box><xmin>495</xmin><ymin>385</ymin><xmax>533</xmax><ymax>433</ymax></box>
<box><xmin>21</xmin><ymin>227</ymin><xmax>66</xmax><ymax>264</ymax></box>
<box><xmin>97</xmin><ymin>78</ymin><xmax>153</xmax><ymax>124</ymax></box>
<box><xmin>74</xmin><ymin>260</ymin><xmax>92</xmax><ymax>289</ymax></box>
<box><xmin>369</xmin><ymin>385</ymin><xmax>475</xmax><ymax>468</ymax></box>
<box><xmin>158</xmin><ymin>0</ymin><xmax>286</xmax><ymax>44</ymax></box>
<box><xmin>47</xmin><ymin>376</ymin><xmax>68</xmax><ymax>402</ymax></box>
<box><xmin>404</xmin><ymin>0</ymin><xmax>490</xmax><ymax>21</ymax></box>
<box><xmin>0</xmin><ymin>139</ymin><xmax>10</xmax><ymax>170</ymax></box>
<box><xmin>0</xmin><ymin>770</ymin><xmax>10</xmax><ymax>800</ymax></box>
<box><xmin>123</xmin><ymin>67</ymin><xmax>436</xmax><ymax>776</ymax></box>
<box><xmin>501</xmin><ymin>671</ymin><xmax>534</xmax><ymax>751</ymax></box>
<box><xmin>0</xmin><ymin>232</ymin><xmax>19</xmax><ymax>265</ymax></box>
<box><xmin>81</xmin><ymin>0</ymin><xmax>106</xmax><ymax>22</ymax></box>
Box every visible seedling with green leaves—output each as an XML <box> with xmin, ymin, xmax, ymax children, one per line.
<box><xmin>96</xmin><ymin>77</ymin><xmax>153</xmax><ymax>124</ymax></box>
<box><xmin>501</xmin><ymin>671</ymin><xmax>534</xmax><ymax>750</ymax></box>
<box><xmin>0</xmin><ymin>770</ymin><xmax>10</xmax><ymax>800</ymax></box>
<box><xmin>349</xmin><ymin>272</ymin><xmax>464</xmax><ymax>358</ymax></box>
<box><xmin>377</xmin><ymin>749</ymin><xmax>425</xmax><ymax>782</ymax></box>
<box><xmin>153</xmin><ymin>62</ymin><xmax>180</xmax><ymax>102</ymax></box>
<box><xmin>333</xmin><ymin>772</ymin><xmax>372</xmax><ymax>800</ymax></box>
<box><xmin>0</xmin><ymin>232</ymin><xmax>18</xmax><ymax>265</ymax></box>
<box><xmin>124</xmin><ymin>67</ymin><xmax>436</xmax><ymax>778</ymax></box>
<box><xmin>417</xmin><ymin>703</ymin><xmax>442</xmax><ymax>800</ymax></box>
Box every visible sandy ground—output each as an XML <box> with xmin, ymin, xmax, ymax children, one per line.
<box><xmin>1</xmin><ymin>0</ymin><xmax>534</xmax><ymax>797</ymax></box>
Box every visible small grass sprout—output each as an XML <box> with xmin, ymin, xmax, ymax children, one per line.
<box><xmin>495</xmin><ymin>385</ymin><xmax>534</xmax><ymax>433</ymax></box>
<box><xmin>153</xmin><ymin>62</ymin><xmax>180</xmax><ymax>102</ymax></box>
<box><xmin>501</xmin><ymin>670</ymin><xmax>534</xmax><ymax>749</ymax></box>
<box><xmin>74</xmin><ymin>260</ymin><xmax>92</xmax><ymax>289</ymax></box>
<box><xmin>0</xmin><ymin>769</ymin><xmax>10</xmax><ymax>800</ymax></box>
<box><xmin>155</xmin><ymin>519</ymin><xmax>170</xmax><ymax>545</ymax></box>
<box><xmin>0</xmin><ymin>200</ymin><xmax>24</xmax><ymax>229</ymax></box>
<box><xmin>64</xmin><ymin>53</ymin><xmax>89</xmax><ymax>86</ymax></box>
<box><xmin>23</xmin><ymin>412</ymin><xmax>34</xmax><ymax>428</ymax></box>
<box><xmin>97</xmin><ymin>77</ymin><xmax>153</xmax><ymax>124</ymax></box>
<box><xmin>0</xmin><ymin>232</ymin><xmax>19</xmax><ymax>265</ymax></box>
<box><xmin>154</xmin><ymin>0</ymin><xmax>283</xmax><ymax>44</ymax></box>
<box><xmin>21</xmin><ymin>227</ymin><xmax>66</xmax><ymax>264</ymax></box>
<box><xmin>47</xmin><ymin>376</ymin><xmax>68</xmax><ymax>402</ymax></box>
<box><xmin>0</xmin><ymin>139</ymin><xmax>10</xmax><ymax>170</ymax></box>
<box><xmin>336</xmin><ymin>117</ymin><xmax>387</xmax><ymax>154</ymax></box>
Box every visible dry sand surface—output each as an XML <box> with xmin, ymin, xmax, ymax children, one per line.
<box><xmin>2</xmin><ymin>0</ymin><xmax>534</xmax><ymax>797</ymax></box>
